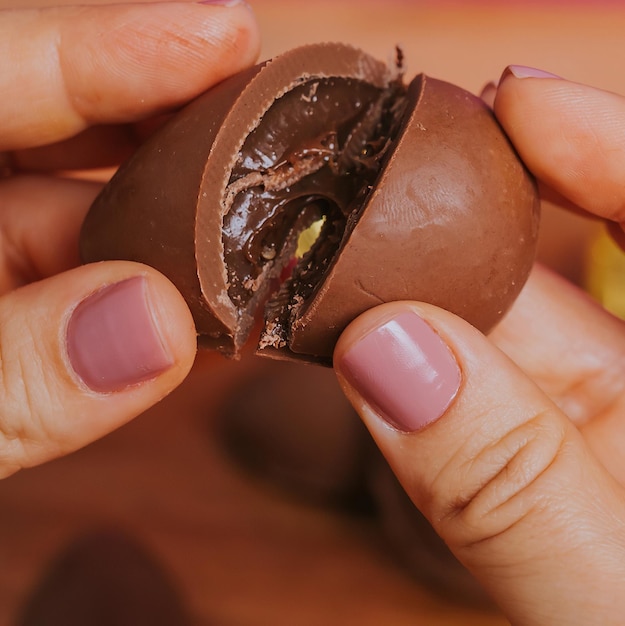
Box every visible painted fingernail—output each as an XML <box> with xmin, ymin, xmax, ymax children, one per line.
<box><xmin>66</xmin><ymin>277</ymin><xmax>173</xmax><ymax>393</ymax></box>
<box><xmin>337</xmin><ymin>311</ymin><xmax>461</xmax><ymax>432</ymax></box>
<box><xmin>503</xmin><ymin>65</ymin><xmax>561</xmax><ymax>80</ymax></box>
<box><xmin>480</xmin><ymin>81</ymin><xmax>497</xmax><ymax>108</ymax></box>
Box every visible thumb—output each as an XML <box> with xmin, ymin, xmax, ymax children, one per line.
<box><xmin>334</xmin><ymin>302</ymin><xmax>625</xmax><ymax>625</ymax></box>
<box><xmin>0</xmin><ymin>261</ymin><xmax>196</xmax><ymax>478</ymax></box>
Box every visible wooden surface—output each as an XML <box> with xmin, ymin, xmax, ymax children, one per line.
<box><xmin>2</xmin><ymin>1</ymin><xmax>625</xmax><ymax>624</ymax></box>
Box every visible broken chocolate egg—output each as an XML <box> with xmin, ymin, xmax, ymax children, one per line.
<box><xmin>80</xmin><ymin>43</ymin><xmax>539</xmax><ymax>365</ymax></box>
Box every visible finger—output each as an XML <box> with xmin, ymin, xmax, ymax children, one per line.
<box><xmin>0</xmin><ymin>261</ymin><xmax>196</xmax><ymax>478</ymax></box>
<box><xmin>10</xmin><ymin>115</ymin><xmax>173</xmax><ymax>173</ymax></box>
<box><xmin>11</xmin><ymin>126</ymin><xmax>138</xmax><ymax>173</ymax></box>
<box><xmin>494</xmin><ymin>65</ymin><xmax>625</xmax><ymax>222</ymax></box>
<box><xmin>479</xmin><ymin>81</ymin><xmax>497</xmax><ymax>108</ymax></box>
<box><xmin>0</xmin><ymin>1</ymin><xmax>260</xmax><ymax>150</ymax></box>
<box><xmin>491</xmin><ymin>265</ymin><xmax>625</xmax><ymax>485</ymax></box>
<box><xmin>489</xmin><ymin>264</ymin><xmax>625</xmax><ymax>427</ymax></box>
<box><xmin>335</xmin><ymin>302</ymin><xmax>625</xmax><ymax>625</ymax></box>
<box><xmin>482</xmin><ymin>74</ymin><xmax>591</xmax><ymax>217</ymax></box>
<box><xmin>0</xmin><ymin>175</ymin><xmax>101</xmax><ymax>291</ymax></box>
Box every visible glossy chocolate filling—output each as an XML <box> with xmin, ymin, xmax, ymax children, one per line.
<box><xmin>222</xmin><ymin>76</ymin><xmax>407</xmax><ymax>330</ymax></box>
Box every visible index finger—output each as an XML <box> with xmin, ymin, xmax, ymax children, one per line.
<box><xmin>494</xmin><ymin>66</ymin><xmax>625</xmax><ymax>223</ymax></box>
<box><xmin>1</xmin><ymin>1</ymin><xmax>259</xmax><ymax>151</ymax></box>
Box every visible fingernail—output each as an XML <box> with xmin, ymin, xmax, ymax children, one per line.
<box><xmin>502</xmin><ymin>65</ymin><xmax>562</xmax><ymax>80</ymax></box>
<box><xmin>337</xmin><ymin>311</ymin><xmax>461</xmax><ymax>432</ymax></box>
<box><xmin>479</xmin><ymin>81</ymin><xmax>497</xmax><ymax>108</ymax></box>
<box><xmin>66</xmin><ymin>277</ymin><xmax>173</xmax><ymax>393</ymax></box>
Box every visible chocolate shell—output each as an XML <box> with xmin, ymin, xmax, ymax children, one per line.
<box><xmin>80</xmin><ymin>43</ymin><xmax>540</xmax><ymax>365</ymax></box>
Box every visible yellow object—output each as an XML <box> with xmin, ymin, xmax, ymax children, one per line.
<box><xmin>585</xmin><ymin>227</ymin><xmax>625</xmax><ymax>319</ymax></box>
<box><xmin>296</xmin><ymin>217</ymin><xmax>325</xmax><ymax>258</ymax></box>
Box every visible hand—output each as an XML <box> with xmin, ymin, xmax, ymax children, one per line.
<box><xmin>0</xmin><ymin>1</ymin><xmax>259</xmax><ymax>478</ymax></box>
<box><xmin>335</xmin><ymin>68</ymin><xmax>625</xmax><ymax>625</ymax></box>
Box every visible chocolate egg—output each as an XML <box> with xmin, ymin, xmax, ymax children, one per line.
<box><xmin>80</xmin><ymin>43</ymin><xmax>539</xmax><ymax>365</ymax></box>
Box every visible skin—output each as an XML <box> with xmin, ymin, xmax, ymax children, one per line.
<box><xmin>0</xmin><ymin>1</ymin><xmax>260</xmax><ymax>476</ymax></box>
<box><xmin>335</xmin><ymin>72</ymin><xmax>625</xmax><ymax>625</ymax></box>
<box><xmin>3</xmin><ymin>3</ymin><xmax>625</xmax><ymax>623</ymax></box>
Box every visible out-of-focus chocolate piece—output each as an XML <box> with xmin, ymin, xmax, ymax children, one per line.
<box><xmin>216</xmin><ymin>358</ymin><xmax>372</xmax><ymax>509</ymax></box>
<box><xmin>18</xmin><ymin>530</ymin><xmax>190</xmax><ymax>626</ymax></box>
<box><xmin>80</xmin><ymin>43</ymin><xmax>539</xmax><ymax>364</ymax></box>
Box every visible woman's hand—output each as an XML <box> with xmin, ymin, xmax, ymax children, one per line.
<box><xmin>0</xmin><ymin>1</ymin><xmax>259</xmax><ymax>478</ymax></box>
<box><xmin>335</xmin><ymin>69</ymin><xmax>625</xmax><ymax>625</ymax></box>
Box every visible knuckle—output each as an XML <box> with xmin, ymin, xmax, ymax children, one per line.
<box><xmin>0</xmin><ymin>315</ymin><xmax>64</xmax><ymax>474</ymax></box>
<box><xmin>430</xmin><ymin>408</ymin><xmax>567</xmax><ymax>552</ymax></box>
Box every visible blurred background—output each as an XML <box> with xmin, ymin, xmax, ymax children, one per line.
<box><xmin>2</xmin><ymin>1</ymin><xmax>625</xmax><ymax>624</ymax></box>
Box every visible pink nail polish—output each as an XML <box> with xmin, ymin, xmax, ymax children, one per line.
<box><xmin>504</xmin><ymin>65</ymin><xmax>561</xmax><ymax>80</ymax></box>
<box><xmin>66</xmin><ymin>277</ymin><xmax>173</xmax><ymax>393</ymax></box>
<box><xmin>338</xmin><ymin>312</ymin><xmax>461</xmax><ymax>432</ymax></box>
